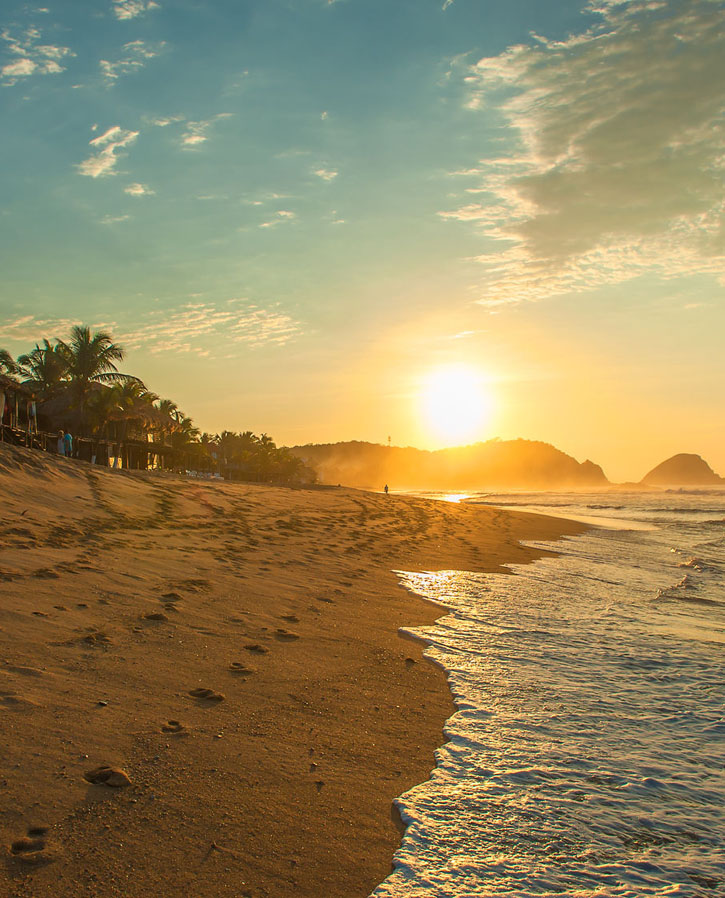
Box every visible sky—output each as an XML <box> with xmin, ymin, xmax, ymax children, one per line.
<box><xmin>1</xmin><ymin>0</ymin><xmax>723</xmax><ymax>482</ymax></box>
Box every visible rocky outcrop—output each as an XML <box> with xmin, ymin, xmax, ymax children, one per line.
<box><xmin>292</xmin><ymin>438</ymin><xmax>610</xmax><ymax>490</ymax></box>
<box><xmin>641</xmin><ymin>453</ymin><xmax>724</xmax><ymax>486</ymax></box>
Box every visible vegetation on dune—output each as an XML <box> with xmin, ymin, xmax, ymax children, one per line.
<box><xmin>1</xmin><ymin>327</ymin><xmax>312</xmax><ymax>484</ymax></box>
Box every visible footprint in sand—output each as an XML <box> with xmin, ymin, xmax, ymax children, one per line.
<box><xmin>76</xmin><ymin>630</ymin><xmax>113</xmax><ymax>647</ymax></box>
<box><xmin>162</xmin><ymin>591</ymin><xmax>183</xmax><ymax>602</ymax></box>
<box><xmin>3</xmin><ymin>663</ymin><xmax>44</xmax><ymax>678</ymax></box>
<box><xmin>161</xmin><ymin>719</ymin><xmax>187</xmax><ymax>735</ymax></box>
<box><xmin>228</xmin><ymin>662</ymin><xmax>255</xmax><ymax>675</ymax></box>
<box><xmin>32</xmin><ymin>568</ymin><xmax>60</xmax><ymax>579</ymax></box>
<box><xmin>142</xmin><ymin>611</ymin><xmax>169</xmax><ymax>622</ymax></box>
<box><xmin>244</xmin><ymin>644</ymin><xmax>269</xmax><ymax>654</ymax></box>
<box><xmin>188</xmin><ymin>687</ymin><xmax>225</xmax><ymax>703</ymax></box>
<box><xmin>1</xmin><ymin>692</ymin><xmax>37</xmax><ymax>711</ymax></box>
<box><xmin>84</xmin><ymin>765</ymin><xmax>132</xmax><ymax>787</ymax></box>
<box><xmin>280</xmin><ymin>614</ymin><xmax>300</xmax><ymax>623</ymax></box>
<box><xmin>275</xmin><ymin>629</ymin><xmax>300</xmax><ymax>640</ymax></box>
<box><xmin>9</xmin><ymin>827</ymin><xmax>54</xmax><ymax>866</ymax></box>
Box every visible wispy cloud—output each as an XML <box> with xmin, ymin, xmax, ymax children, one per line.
<box><xmin>181</xmin><ymin>114</ymin><xmax>232</xmax><ymax>148</ymax></box>
<box><xmin>0</xmin><ymin>315</ymin><xmax>86</xmax><ymax>344</ymax></box>
<box><xmin>0</xmin><ymin>301</ymin><xmax>303</xmax><ymax>357</ymax></box>
<box><xmin>445</xmin><ymin>0</ymin><xmax>725</xmax><ymax>305</ymax></box>
<box><xmin>121</xmin><ymin>300</ymin><xmax>303</xmax><ymax>353</ymax></box>
<box><xmin>1</xmin><ymin>26</ymin><xmax>74</xmax><ymax>85</ymax></box>
<box><xmin>77</xmin><ymin>125</ymin><xmax>139</xmax><ymax>178</ymax></box>
<box><xmin>259</xmin><ymin>210</ymin><xmax>297</xmax><ymax>229</ymax></box>
<box><xmin>149</xmin><ymin>114</ymin><xmax>183</xmax><ymax>127</ymax></box>
<box><xmin>313</xmin><ymin>168</ymin><xmax>338</xmax><ymax>181</ymax></box>
<box><xmin>111</xmin><ymin>0</ymin><xmax>160</xmax><ymax>20</ymax></box>
<box><xmin>100</xmin><ymin>213</ymin><xmax>131</xmax><ymax>224</ymax></box>
<box><xmin>100</xmin><ymin>40</ymin><xmax>165</xmax><ymax>82</ymax></box>
<box><xmin>124</xmin><ymin>182</ymin><xmax>155</xmax><ymax>196</ymax></box>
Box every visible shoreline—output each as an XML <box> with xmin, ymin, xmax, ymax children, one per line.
<box><xmin>0</xmin><ymin>443</ymin><xmax>586</xmax><ymax>898</ymax></box>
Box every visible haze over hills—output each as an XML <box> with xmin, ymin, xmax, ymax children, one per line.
<box><xmin>292</xmin><ymin>441</ymin><xmax>725</xmax><ymax>491</ymax></box>
<box><xmin>292</xmin><ymin>439</ymin><xmax>609</xmax><ymax>490</ymax></box>
<box><xmin>642</xmin><ymin>454</ymin><xmax>725</xmax><ymax>487</ymax></box>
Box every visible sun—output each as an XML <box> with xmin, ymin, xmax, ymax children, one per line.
<box><xmin>420</xmin><ymin>365</ymin><xmax>493</xmax><ymax>445</ymax></box>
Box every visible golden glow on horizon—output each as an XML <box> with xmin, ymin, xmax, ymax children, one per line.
<box><xmin>420</xmin><ymin>365</ymin><xmax>493</xmax><ymax>446</ymax></box>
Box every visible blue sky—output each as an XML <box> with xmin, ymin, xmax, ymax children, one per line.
<box><xmin>1</xmin><ymin>0</ymin><xmax>724</xmax><ymax>480</ymax></box>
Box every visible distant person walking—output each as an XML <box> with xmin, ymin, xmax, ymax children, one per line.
<box><xmin>57</xmin><ymin>431</ymin><xmax>66</xmax><ymax>456</ymax></box>
<box><xmin>384</xmin><ymin>484</ymin><xmax>389</xmax><ymax>495</ymax></box>
<box><xmin>64</xmin><ymin>431</ymin><xmax>73</xmax><ymax>458</ymax></box>
<box><xmin>27</xmin><ymin>396</ymin><xmax>37</xmax><ymax>434</ymax></box>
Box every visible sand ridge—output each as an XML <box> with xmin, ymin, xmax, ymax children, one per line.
<box><xmin>0</xmin><ymin>442</ymin><xmax>585</xmax><ymax>898</ymax></box>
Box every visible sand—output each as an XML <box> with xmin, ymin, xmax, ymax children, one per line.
<box><xmin>0</xmin><ymin>442</ymin><xmax>585</xmax><ymax>898</ymax></box>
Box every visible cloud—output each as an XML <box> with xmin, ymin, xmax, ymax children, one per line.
<box><xmin>0</xmin><ymin>300</ymin><xmax>303</xmax><ymax>357</ymax></box>
<box><xmin>121</xmin><ymin>300</ymin><xmax>303</xmax><ymax>353</ymax></box>
<box><xmin>446</xmin><ymin>0</ymin><xmax>725</xmax><ymax>304</ymax></box>
<box><xmin>438</xmin><ymin>203</ymin><xmax>494</xmax><ymax>222</ymax></box>
<box><xmin>0</xmin><ymin>27</ymin><xmax>74</xmax><ymax>84</ymax></box>
<box><xmin>259</xmin><ymin>210</ymin><xmax>297</xmax><ymax>229</ymax></box>
<box><xmin>0</xmin><ymin>315</ymin><xmax>83</xmax><ymax>344</ymax></box>
<box><xmin>100</xmin><ymin>213</ymin><xmax>131</xmax><ymax>224</ymax></box>
<box><xmin>181</xmin><ymin>114</ymin><xmax>232</xmax><ymax>148</ymax></box>
<box><xmin>124</xmin><ymin>182</ymin><xmax>155</xmax><ymax>196</ymax></box>
<box><xmin>149</xmin><ymin>114</ymin><xmax>183</xmax><ymax>127</ymax></box>
<box><xmin>111</xmin><ymin>0</ymin><xmax>160</xmax><ymax>20</ymax></box>
<box><xmin>100</xmin><ymin>40</ymin><xmax>165</xmax><ymax>82</ymax></box>
<box><xmin>77</xmin><ymin>126</ymin><xmax>139</xmax><ymax>178</ymax></box>
<box><xmin>314</xmin><ymin>168</ymin><xmax>338</xmax><ymax>181</ymax></box>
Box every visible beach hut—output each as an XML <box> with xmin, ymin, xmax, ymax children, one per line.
<box><xmin>0</xmin><ymin>375</ymin><xmax>35</xmax><ymax>444</ymax></box>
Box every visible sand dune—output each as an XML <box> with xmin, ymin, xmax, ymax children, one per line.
<box><xmin>0</xmin><ymin>442</ymin><xmax>584</xmax><ymax>898</ymax></box>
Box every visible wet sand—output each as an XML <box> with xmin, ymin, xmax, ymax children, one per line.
<box><xmin>0</xmin><ymin>443</ymin><xmax>585</xmax><ymax>898</ymax></box>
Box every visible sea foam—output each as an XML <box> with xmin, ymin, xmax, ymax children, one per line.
<box><xmin>372</xmin><ymin>491</ymin><xmax>725</xmax><ymax>898</ymax></box>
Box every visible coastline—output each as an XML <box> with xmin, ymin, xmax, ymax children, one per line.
<box><xmin>0</xmin><ymin>443</ymin><xmax>586</xmax><ymax>898</ymax></box>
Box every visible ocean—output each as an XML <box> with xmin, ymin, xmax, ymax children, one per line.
<box><xmin>372</xmin><ymin>490</ymin><xmax>725</xmax><ymax>898</ymax></box>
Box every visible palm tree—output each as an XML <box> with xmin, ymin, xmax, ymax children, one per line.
<box><xmin>0</xmin><ymin>349</ymin><xmax>18</xmax><ymax>378</ymax></box>
<box><xmin>16</xmin><ymin>340</ymin><xmax>68</xmax><ymax>398</ymax></box>
<box><xmin>171</xmin><ymin>415</ymin><xmax>200</xmax><ymax>449</ymax></box>
<box><xmin>157</xmin><ymin>398</ymin><xmax>180</xmax><ymax>421</ymax></box>
<box><xmin>87</xmin><ymin>386</ymin><xmax>123</xmax><ymax>440</ymax></box>
<box><xmin>55</xmin><ymin>326</ymin><xmax>140</xmax><ymax>431</ymax></box>
<box><xmin>155</xmin><ymin>398</ymin><xmax>183</xmax><ymax>447</ymax></box>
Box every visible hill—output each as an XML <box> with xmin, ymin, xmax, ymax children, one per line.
<box><xmin>291</xmin><ymin>439</ymin><xmax>609</xmax><ymax>490</ymax></box>
<box><xmin>641</xmin><ymin>453</ymin><xmax>724</xmax><ymax>486</ymax></box>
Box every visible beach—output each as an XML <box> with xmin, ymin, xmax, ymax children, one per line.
<box><xmin>0</xmin><ymin>443</ymin><xmax>584</xmax><ymax>898</ymax></box>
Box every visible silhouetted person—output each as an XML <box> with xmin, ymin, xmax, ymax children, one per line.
<box><xmin>27</xmin><ymin>396</ymin><xmax>37</xmax><ymax>434</ymax></box>
<box><xmin>384</xmin><ymin>484</ymin><xmax>389</xmax><ymax>495</ymax></box>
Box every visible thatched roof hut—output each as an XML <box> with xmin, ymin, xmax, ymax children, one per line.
<box><xmin>1</xmin><ymin>375</ymin><xmax>33</xmax><ymax>431</ymax></box>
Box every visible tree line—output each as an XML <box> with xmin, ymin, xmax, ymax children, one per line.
<box><xmin>0</xmin><ymin>325</ymin><xmax>312</xmax><ymax>484</ymax></box>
